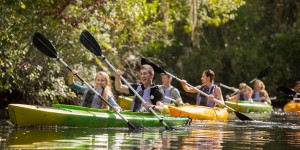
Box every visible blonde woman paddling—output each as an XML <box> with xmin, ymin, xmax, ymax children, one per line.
<box><xmin>68</xmin><ymin>70</ymin><xmax>122</xmax><ymax>112</ymax></box>
<box><xmin>252</xmin><ymin>79</ymin><xmax>271</xmax><ymax>104</ymax></box>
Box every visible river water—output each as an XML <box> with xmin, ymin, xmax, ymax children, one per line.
<box><xmin>0</xmin><ymin>109</ymin><xmax>299</xmax><ymax>149</ymax></box>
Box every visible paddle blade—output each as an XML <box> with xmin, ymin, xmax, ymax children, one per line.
<box><xmin>32</xmin><ymin>32</ymin><xmax>57</xmax><ymax>58</ymax></box>
<box><xmin>277</xmin><ymin>86</ymin><xmax>296</xmax><ymax>95</ymax></box>
<box><xmin>257</xmin><ymin>66</ymin><xmax>273</xmax><ymax>79</ymax></box>
<box><xmin>165</xmin><ymin>125</ymin><xmax>177</xmax><ymax>130</ymax></box>
<box><xmin>127</xmin><ymin>122</ymin><xmax>144</xmax><ymax>132</ymax></box>
<box><xmin>80</xmin><ymin>30</ymin><xmax>102</xmax><ymax>56</ymax></box>
<box><xmin>141</xmin><ymin>57</ymin><xmax>166</xmax><ymax>74</ymax></box>
<box><xmin>234</xmin><ymin>111</ymin><xmax>253</xmax><ymax>121</ymax></box>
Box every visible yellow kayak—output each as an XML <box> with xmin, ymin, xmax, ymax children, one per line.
<box><xmin>118</xmin><ymin>96</ymin><xmax>133</xmax><ymax>110</ymax></box>
<box><xmin>117</xmin><ymin>96</ymin><xmax>171</xmax><ymax>114</ymax></box>
<box><xmin>168</xmin><ymin>105</ymin><xmax>228</xmax><ymax>120</ymax></box>
<box><xmin>284</xmin><ymin>101</ymin><xmax>300</xmax><ymax>112</ymax></box>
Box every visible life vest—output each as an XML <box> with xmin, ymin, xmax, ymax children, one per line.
<box><xmin>131</xmin><ymin>84</ymin><xmax>163</xmax><ymax>112</ymax></box>
<box><xmin>82</xmin><ymin>87</ymin><xmax>104</xmax><ymax>108</ymax></box>
<box><xmin>237</xmin><ymin>92</ymin><xmax>250</xmax><ymax>101</ymax></box>
<box><xmin>196</xmin><ymin>85</ymin><xmax>216</xmax><ymax>107</ymax></box>
<box><xmin>252</xmin><ymin>91</ymin><xmax>263</xmax><ymax>102</ymax></box>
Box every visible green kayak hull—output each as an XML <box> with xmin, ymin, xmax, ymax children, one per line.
<box><xmin>225</xmin><ymin>101</ymin><xmax>273</xmax><ymax>113</ymax></box>
<box><xmin>8</xmin><ymin>104</ymin><xmax>190</xmax><ymax>128</ymax></box>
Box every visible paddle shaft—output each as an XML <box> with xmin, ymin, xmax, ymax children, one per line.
<box><xmin>164</xmin><ymin>96</ymin><xmax>183</xmax><ymax>105</ymax></box>
<box><xmin>249</xmin><ymin>78</ymin><xmax>258</xmax><ymax>84</ymax></box>
<box><xmin>99</xmin><ymin>55</ymin><xmax>171</xmax><ymax>128</ymax></box>
<box><xmin>219</xmin><ymin>83</ymin><xmax>239</xmax><ymax>92</ymax></box>
<box><xmin>57</xmin><ymin>58</ymin><xmax>130</xmax><ymax>123</ymax></box>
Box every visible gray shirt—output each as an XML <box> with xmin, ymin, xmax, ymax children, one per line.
<box><xmin>158</xmin><ymin>85</ymin><xmax>183</xmax><ymax>104</ymax></box>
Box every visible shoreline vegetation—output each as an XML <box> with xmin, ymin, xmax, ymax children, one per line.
<box><xmin>1</xmin><ymin>1</ymin><xmax>299</xmax><ymax>107</ymax></box>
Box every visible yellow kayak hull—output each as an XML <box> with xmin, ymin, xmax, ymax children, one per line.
<box><xmin>118</xmin><ymin>96</ymin><xmax>133</xmax><ymax>110</ymax></box>
<box><xmin>168</xmin><ymin>105</ymin><xmax>228</xmax><ymax>120</ymax></box>
<box><xmin>284</xmin><ymin>101</ymin><xmax>300</xmax><ymax>112</ymax></box>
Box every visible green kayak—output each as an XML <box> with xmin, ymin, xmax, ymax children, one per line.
<box><xmin>8</xmin><ymin>104</ymin><xmax>190</xmax><ymax>128</ymax></box>
<box><xmin>225</xmin><ymin>100</ymin><xmax>273</xmax><ymax>113</ymax></box>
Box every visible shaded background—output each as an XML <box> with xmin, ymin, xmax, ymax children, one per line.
<box><xmin>0</xmin><ymin>0</ymin><xmax>299</xmax><ymax>108</ymax></box>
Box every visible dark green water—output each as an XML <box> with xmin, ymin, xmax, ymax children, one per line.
<box><xmin>0</xmin><ymin>109</ymin><xmax>299</xmax><ymax>149</ymax></box>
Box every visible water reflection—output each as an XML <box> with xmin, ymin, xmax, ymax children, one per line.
<box><xmin>231</xmin><ymin>130</ymin><xmax>271</xmax><ymax>149</ymax></box>
<box><xmin>288</xmin><ymin>132</ymin><xmax>300</xmax><ymax>146</ymax></box>
<box><xmin>6</xmin><ymin>128</ymin><xmax>192</xmax><ymax>149</ymax></box>
<box><xmin>180</xmin><ymin>129</ymin><xmax>224</xmax><ymax>149</ymax></box>
<box><xmin>1</xmin><ymin>110</ymin><xmax>300</xmax><ymax>149</ymax></box>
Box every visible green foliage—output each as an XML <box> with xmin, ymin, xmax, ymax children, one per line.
<box><xmin>142</xmin><ymin>0</ymin><xmax>300</xmax><ymax>98</ymax></box>
<box><xmin>218</xmin><ymin>0</ymin><xmax>300</xmax><ymax>95</ymax></box>
<box><xmin>142</xmin><ymin>0</ymin><xmax>246</xmax><ymax>83</ymax></box>
<box><xmin>0</xmin><ymin>0</ymin><xmax>101</xmax><ymax>105</ymax></box>
<box><xmin>1</xmin><ymin>0</ymin><xmax>298</xmax><ymax>106</ymax></box>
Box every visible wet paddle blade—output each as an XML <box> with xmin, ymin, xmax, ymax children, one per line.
<box><xmin>127</xmin><ymin>122</ymin><xmax>144</xmax><ymax>132</ymax></box>
<box><xmin>141</xmin><ymin>57</ymin><xmax>166</xmax><ymax>74</ymax></box>
<box><xmin>80</xmin><ymin>30</ymin><xmax>102</xmax><ymax>56</ymax></box>
<box><xmin>234</xmin><ymin>111</ymin><xmax>253</xmax><ymax>121</ymax></box>
<box><xmin>257</xmin><ymin>66</ymin><xmax>273</xmax><ymax>79</ymax></box>
<box><xmin>32</xmin><ymin>32</ymin><xmax>57</xmax><ymax>58</ymax></box>
<box><xmin>277</xmin><ymin>86</ymin><xmax>296</xmax><ymax>95</ymax></box>
<box><xmin>165</xmin><ymin>125</ymin><xmax>177</xmax><ymax>130</ymax></box>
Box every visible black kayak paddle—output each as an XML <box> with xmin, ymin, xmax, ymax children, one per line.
<box><xmin>277</xmin><ymin>86</ymin><xmax>297</xmax><ymax>96</ymax></box>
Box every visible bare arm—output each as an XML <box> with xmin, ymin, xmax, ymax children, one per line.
<box><xmin>262</xmin><ymin>90</ymin><xmax>271</xmax><ymax>104</ymax></box>
<box><xmin>180</xmin><ymin>80</ymin><xmax>199</xmax><ymax>93</ymax></box>
<box><xmin>215</xmin><ymin>87</ymin><xmax>224</xmax><ymax>102</ymax></box>
<box><xmin>114</xmin><ymin>69</ymin><xmax>130</xmax><ymax>94</ymax></box>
